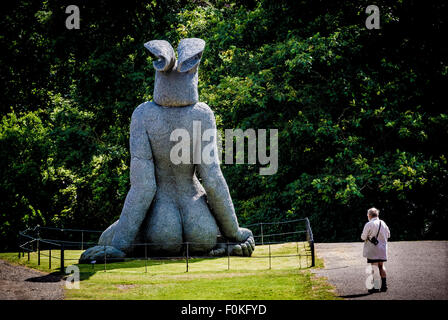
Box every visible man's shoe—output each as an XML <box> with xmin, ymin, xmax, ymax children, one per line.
<box><xmin>380</xmin><ymin>278</ymin><xmax>387</xmax><ymax>292</ymax></box>
<box><xmin>368</xmin><ymin>288</ymin><xmax>380</xmax><ymax>294</ymax></box>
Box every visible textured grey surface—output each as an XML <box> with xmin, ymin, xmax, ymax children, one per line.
<box><xmin>312</xmin><ymin>241</ymin><xmax>448</xmax><ymax>300</ymax></box>
<box><xmin>81</xmin><ymin>38</ymin><xmax>254</xmax><ymax>262</ymax></box>
<box><xmin>176</xmin><ymin>38</ymin><xmax>205</xmax><ymax>72</ymax></box>
<box><xmin>144</xmin><ymin>40</ymin><xmax>176</xmax><ymax>72</ymax></box>
<box><xmin>153</xmin><ymin>70</ymin><xmax>199</xmax><ymax>107</ymax></box>
<box><xmin>80</xmin><ymin>245</ymin><xmax>126</xmax><ymax>262</ymax></box>
<box><xmin>147</xmin><ymin>38</ymin><xmax>205</xmax><ymax>107</ymax></box>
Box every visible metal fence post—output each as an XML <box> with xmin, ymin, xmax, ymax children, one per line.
<box><xmin>60</xmin><ymin>244</ymin><xmax>65</xmax><ymax>273</ymax></box>
<box><xmin>268</xmin><ymin>243</ymin><xmax>271</xmax><ymax>270</ymax></box>
<box><xmin>104</xmin><ymin>245</ymin><xmax>107</xmax><ymax>272</ymax></box>
<box><xmin>227</xmin><ymin>241</ymin><xmax>230</xmax><ymax>271</ymax></box>
<box><xmin>27</xmin><ymin>250</ymin><xmax>30</xmax><ymax>261</ymax></box>
<box><xmin>145</xmin><ymin>244</ymin><xmax>147</xmax><ymax>273</ymax></box>
<box><xmin>185</xmin><ymin>242</ymin><xmax>189</xmax><ymax>273</ymax></box>
<box><xmin>49</xmin><ymin>248</ymin><xmax>52</xmax><ymax>269</ymax></box>
<box><xmin>260</xmin><ymin>223</ymin><xmax>264</xmax><ymax>245</ymax></box>
<box><xmin>305</xmin><ymin>218</ymin><xmax>315</xmax><ymax>268</ymax></box>
<box><xmin>81</xmin><ymin>231</ymin><xmax>84</xmax><ymax>251</ymax></box>
<box><xmin>310</xmin><ymin>240</ymin><xmax>315</xmax><ymax>267</ymax></box>
<box><xmin>37</xmin><ymin>239</ymin><xmax>40</xmax><ymax>266</ymax></box>
<box><xmin>297</xmin><ymin>230</ymin><xmax>300</xmax><ymax>269</ymax></box>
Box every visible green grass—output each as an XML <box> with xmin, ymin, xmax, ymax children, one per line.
<box><xmin>0</xmin><ymin>242</ymin><xmax>340</xmax><ymax>300</ymax></box>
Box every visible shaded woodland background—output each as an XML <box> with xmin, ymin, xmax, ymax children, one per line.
<box><xmin>1</xmin><ymin>0</ymin><xmax>446</xmax><ymax>250</ymax></box>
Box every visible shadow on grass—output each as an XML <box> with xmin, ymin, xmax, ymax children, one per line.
<box><xmin>25</xmin><ymin>272</ymin><xmax>64</xmax><ymax>283</ymax></box>
<box><xmin>75</xmin><ymin>256</ymin><xmax>224</xmax><ymax>281</ymax></box>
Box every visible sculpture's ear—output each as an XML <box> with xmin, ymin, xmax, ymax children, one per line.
<box><xmin>144</xmin><ymin>40</ymin><xmax>176</xmax><ymax>72</ymax></box>
<box><xmin>177</xmin><ymin>38</ymin><xmax>205</xmax><ymax>73</ymax></box>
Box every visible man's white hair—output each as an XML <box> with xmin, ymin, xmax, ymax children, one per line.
<box><xmin>368</xmin><ymin>207</ymin><xmax>380</xmax><ymax>217</ymax></box>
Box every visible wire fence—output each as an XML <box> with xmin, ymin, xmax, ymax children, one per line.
<box><xmin>17</xmin><ymin>218</ymin><xmax>315</xmax><ymax>273</ymax></box>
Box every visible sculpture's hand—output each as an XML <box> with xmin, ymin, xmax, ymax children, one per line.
<box><xmin>208</xmin><ymin>228</ymin><xmax>255</xmax><ymax>257</ymax></box>
<box><xmin>229</xmin><ymin>238</ymin><xmax>255</xmax><ymax>257</ymax></box>
<box><xmin>230</xmin><ymin>227</ymin><xmax>255</xmax><ymax>257</ymax></box>
<box><xmin>207</xmin><ymin>228</ymin><xmax>255</xmax><ymax>257</ymax></box>
<box><xmin>79</xmin><ymin>245</ymin><xmax>126</xmax><ymax>263</ymax></box>
<box><xmin>236</xmin><ymin>227</ymin><xmax>253</xmax><ymax>242</ymax></box>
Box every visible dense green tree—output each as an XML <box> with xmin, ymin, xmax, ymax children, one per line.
<box><xmin>1</xmin><ymin>0</ymin><xmax>446</xmax><ymax>250</ymax></box>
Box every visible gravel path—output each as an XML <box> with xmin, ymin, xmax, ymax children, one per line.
<box><xmin>0</xmin><ymin>259</ymin><xmax>64</xmax><ymax>300</ymax></box>
<box><xmin>312</xmin><ymin>241</ymin><xmax>448</xmax><ymax>300</ymax></box>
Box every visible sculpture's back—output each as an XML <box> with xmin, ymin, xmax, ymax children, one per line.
<box><xmin>80</xmin><ymin>38</ymin><xmax>254</xmax><ymax>262</ymax></box>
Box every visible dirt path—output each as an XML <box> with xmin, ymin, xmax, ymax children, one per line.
<box><xmin>0</xmin><ymin>259</ymin><xmax>64</xmax><ymax>300</ymax></box>
<box><xmin>312</xmin><ymin>241</ymin><xmax>448</xmax><ymax>300</ymax></box>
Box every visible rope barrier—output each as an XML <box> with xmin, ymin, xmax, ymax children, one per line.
<box><xmin>37</xmin><ymin>226</ymin><xmax>102</xmax><ymax>233</ymax></box>
<box><xmin>17</xmin><ymin>218</ymin><xmax>315</xmax><ymax>271</ymax></box>
<box><xmin>243</xmin><ymin>218</ymin><xmax>308</xmax><ymax>227</ymax></box>
<box><xmin>22</xmin><ymin>218</ymin><xmax>309</xmax><ymax>235</ymax></box>
<box><xmin>253</xmin><ymin>230</ymin><xmax>307</xmax><ymax>238</ymax></box>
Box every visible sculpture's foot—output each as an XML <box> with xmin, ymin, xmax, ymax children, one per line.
<box><xmin>79</xmin><ymin>245</ymin><xmax>126</xmax><ymax>263</ymax></box>
<box><xmin>209</xmin><ymin>236</ymin><xmax>255</xmax><ymax>257</ymax></box>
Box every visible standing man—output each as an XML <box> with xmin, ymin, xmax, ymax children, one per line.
<box><xmin>361</xmin><ymin>207</ymin><xmax>391</xmax><ymax>293</ymax></box>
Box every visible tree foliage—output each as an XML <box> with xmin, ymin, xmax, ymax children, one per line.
<box><xmin>1</xmin><ymin>0</ymin><xmax>446</xmax><ymax>249</ymax></box>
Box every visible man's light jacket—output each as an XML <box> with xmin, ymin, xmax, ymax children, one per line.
<box><xmin>361</xmin><ymin>217</ymin><xmax>391</xmax><ymax>260</ymax></box>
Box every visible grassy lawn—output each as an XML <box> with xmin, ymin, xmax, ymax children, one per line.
<box><xmin>0</xmin><ymin>242</ymin><xmax>339</xmax><ymax>300</ymax></box>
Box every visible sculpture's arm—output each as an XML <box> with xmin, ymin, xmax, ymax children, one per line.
<box><xmin>197</xmin><ymin>161</ymin><xmax>242</xmax><ymax>240</ymax></box>
<box><xmin>110</xmin><ymin>104</ymin><xmax>156</xmax><ymax>252</ymax></box>
<box><xmin>196</xmin><ymin>106</ymin><xmax>252</xmax><ymax>244</ymax></box>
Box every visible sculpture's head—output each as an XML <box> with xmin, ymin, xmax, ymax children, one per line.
<box><xmin>144</xmin><ymin>38</ymin><xmax>205</xmax><ymax>107</ymax></box>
